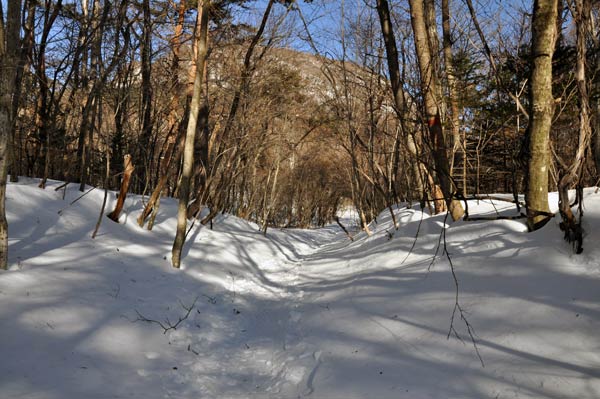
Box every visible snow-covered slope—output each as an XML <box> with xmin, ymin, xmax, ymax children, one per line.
<box><xmin>2</xmin><ymin>179</ymin><xmax>599</xmax><ymax>398</ymax></box>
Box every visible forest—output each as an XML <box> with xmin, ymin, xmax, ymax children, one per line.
<box><xmin>1</xmin><ymin>0</ymin><xmax>598</xmax><ymax>269</ymax></box>
<box><xmin>1</xmin><ymin>1</ymin><xmax>600</xmax><ymax>397</ymax></box>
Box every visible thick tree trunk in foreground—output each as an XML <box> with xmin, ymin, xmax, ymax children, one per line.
<box><xmin>526</xmin><ymin>0</ymin><xmax>558</xmax><ymax>230</ymax></box>
<box><xmin>172</xmin><ymin>1</ymin><xmax>210</xmax><ymax>269</ymax></box>
<box><xmin>408</xmin><ymin>0</ymin><xmax>464</xmax><ymax>220</ymax></box>
<box><xmin>0</xmin><ymin>0</ymin><xmax>22</xmax><ymax>269</ymax></box>
<box><xmin>108</xmin><ymin>154</ymin><xmax>134</xmax><ymax>222</ymax></box>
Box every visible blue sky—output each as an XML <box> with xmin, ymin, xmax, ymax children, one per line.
<box><xmin>1</xmin><ymin>0</ymin><xmax>534</xmax><ymax>57</ymax></box>
<box><xmin>231</xmin><ymin>0</ymin><xmax>534</xmax><ymax>59</ymax></box>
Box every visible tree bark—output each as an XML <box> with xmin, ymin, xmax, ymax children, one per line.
<box><xmin>172</xmin><ymin>1</ymin><xmax>210</xmax><ymax>269</ymax></box>
<box><xmin>36</xmin><ymin>0</ymin><xmax>63</xmax><ymax>189</ymax></box>
<box><xmin>139</xmin><ymin>0</ymin><xmax>154</xmax><ymax>188</ymax></box>
<box><xmin>77</xmin><ymin>0</ymin><xmax>107</xmax><ymax>192</ymax></box>
<box><xmin>408</xmin><ymin>0</ymin><xmax>464</xmax><ymax>220</ymax></box>
<box><xmin>526</xmin><ymin>0</ymin><xmax>558</xmax><ymax>230</ymax></box>
<box><xmin>375</xmin><ymin>0</ymin><xmax>425</xmax><ymax>202</ymax></box>
<box><xmin>108</xmin><ymin>154</ymin><xmax>135</xmax><ymax>223</ymax></box>
<box><xmin>0</xmin><ymin>0</ymin><xmax>22</xmax><ymax>269</ymax></box>
<box><xmin>557</xmin><ymin>0</ymin><xmax>591</xmax><ymax>252</ymax></box>
<box><xmin>9</xmin><ymin>0</ymin><xmax>28</xmax><ymax>183</ymax></box>
<box><xmin>442</xmin><ymin>0</ymin><xmax>462</xmax><ymax>186</ymax></box>
<box><xmin>137</xmin><ymin>0</ymin><xmax>187</xmax><ymax>229</ymax></box>
<box><xmin>92</xmin><ymin>149</ymin><xmax>110</xmax><ymax>238</ymax></box>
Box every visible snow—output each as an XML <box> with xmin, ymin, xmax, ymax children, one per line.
<box><xmin>2</xmin><ymin>178</ymin><xmax>600</xmax><ymax>398</ymax></box>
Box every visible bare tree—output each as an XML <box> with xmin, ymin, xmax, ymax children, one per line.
<box><xmin>108</xmin><ymin>154</ymin><xmax>135</xmax><ymax>222</ymax></box>
<box><xmin>441</xmin><ymin>0</ymin><xmax>462</xmax><ymax>188</ymax></box>
<box><xmin>556</xmin><ymin>0</ymin><xmax>592</xmax><ymax>252</ymax></box>
<box><xmin>526</xmin><ymin>0</ymin><xmax>559</xmax><ymax>230</ymax></box>
<box><xmin>408</xmin><ymin>0</ymin><xmax>464</xmax><ymax>220</ymax></box>
<box><xmin>172</xmin><ymin>1</ymin><xmax>210</xmax><ymax>269</ymax></box>
<box><xmin>375</xmin><ymin>0</ymin><xmax>425</xmax><ymax>205</ymax></box>
<box><xmin>139</xmin><ymin>0</ymin><xmax>154</xmax><ymax>189</ymax></box>
<box><xmin>138</xmin><ymin>0</ymin><xmax>187</xmax><ymax>229</ymax></box>
<box><xmin>0</xmin><ymin>0</ymin><xmax>22</xmax><ymax>269</ymax></box>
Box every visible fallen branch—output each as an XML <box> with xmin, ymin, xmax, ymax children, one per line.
<box><xmin>441</xmin><ymin>211</ymin><xmax>484</xmax><ymax>367</ymax></box>
<box><xmin>466</xmin><ymin>194</ymin><xmax>525</xmax><ymax>207</ymax></box>
<box><xmin>400</xmin><ymin>209</ymin><xmax>425</xmax><ymax>265</ymax></box>
<box><xmin>54</xmin><ymin>182</ymin><xmax>69</xmax><ymax>191</ymax></box>
<box><xmin>57</xmin><ymin>186</ymin><xmax>95</xmax><ymax>215</ymax></box>
<box><xmin>463</xmin><ymin>213</ymin><xmax>527</xmax><ymax>222</ymax></box>
<box><xmin>134</xmin><ymin>296</ymin><xmax>199</xmax><ymax>334</ymax></box>
<box><xmin>426</xmin><ymin>211</ymin><xmax>484</xmax><ymax>366</ymax></box>
<box><xmin>334</xmin><ymin>216</ymin><xmax>353</xmax><ymax>241</ymax></box>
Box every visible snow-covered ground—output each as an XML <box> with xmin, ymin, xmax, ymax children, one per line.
<box><xmin>2</xmin><ymin>178</ymin><xmax>600</xmax><ymax>398</ymax></box>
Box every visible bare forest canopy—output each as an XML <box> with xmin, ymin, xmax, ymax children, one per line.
<box><xmin>1</xmin><ymin>0</ymin><xmax>600</xmax><ymax>268</ymax></box>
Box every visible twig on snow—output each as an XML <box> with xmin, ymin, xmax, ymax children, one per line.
<box><xmin>400</xmin><ymin>209</ymin><xmax>425</xmax><ymax>265</ymax></box>
<box><xmin>57</xmin><ymin>186</ymin><xmax>96</xmax><ymax>215</ymax></box>
<box><xmin>134</xmin><ymin>296</ymin><xmax>199</xmax><ymax>334</ymax></box>
<box><xmin>440</xmin><ymin>211</ymin><xmax>485</xmax><ymax>367</ymax></box>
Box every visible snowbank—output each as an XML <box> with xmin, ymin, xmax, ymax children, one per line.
<box><xmin>1</xmin><ymin>179</ymin><xmax>599</xmax><ymax>398</ymax></box>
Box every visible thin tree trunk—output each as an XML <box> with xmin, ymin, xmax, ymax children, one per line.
<box><xmin>139</xmin><ymin>0</ymin><xmax>154</xmax><ymax>187</ymax></box>
<box><xmin>442</xmin><ymin>0</ymin><xmax>462</xmax><ymax>181</ymax></box>
<box><xmin>37</xmin><ymin>0</ymin><xmax>62</xmax><ymax>189</ymax></box>
<box><xmin>408</xmin><ymin>0</ymin><xmax>464</xmax><ymax>220</ymax></box>
<box><xmin>92</xmin><ymin>149</ymin><xmax>110</xmax><ymax>238</ymax></box>
<box><xmin>261</xmin><ymin>159</ymin><xmax>280</xmax><ymax>235</ymax></box>
<box><xmin>557</xmin><ymin>0</ymin><xmax>591</xmax><ymax>252</ymax></box>
<box><xmin>375</xmin><ymin>0</ymin><xmax>428</xmax><ymax>203</ymax></box>
<box><xmin>147</xmin><ymin>193</ymin><xmax>161</xmax><ymax>230</ymax></box>
<box><xmin>172</xmin><ymin>1</ymin><xmax>210</xmax><ymax>269</ymax></box>
<box><xmin>139</xmin><ymin>135</ymin><xmax>185</xmax><ymax>228</ymax></box>
<box><xmin>108</xmin><ymin>154</ymin><xmax>134</xmax><ymax>222</ymax></box>
<box><xmin>137</xmin><ymin>0</ymin><xmax>186</xmax><ymax>228</ymax></box>
<box><xmin>78</xmin><ymin>0</ymin><xmax>106</xmax><ymax>192</ymax></box>
<box><xmin>10</xmin><ymin>0</ymin><xmax>33</xmax><ymax>183</ymax></box>
<box><xmin>526</xmin><ymin>0</ymin><xmax>558</xmax><ymax>230</ymax></box>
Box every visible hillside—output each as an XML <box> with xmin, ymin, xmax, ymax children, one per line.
<box><xmin>1</xmin><ymin>179</ymin><xmax>600</xmax><ymax>398</ymax></box>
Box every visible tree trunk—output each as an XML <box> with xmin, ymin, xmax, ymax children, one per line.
<box><xmin>108</xmin><ymin>154</ymin><xmax>135</xmax><ymax>223</ymax></box>
<box><xmin>10</xmin><ymin>0</ymin><xmax>31</xmax><ymax>183</ymax></box>
<box><xmin>36</xmin><ymin>1</ymin><xmax>62</xmax><ymax>189</ymax></box>
<box><xmin>375</xmin><ymin>0</ymin><xmax>425</xmax><ymax>202</ymax></box>
<box><xmin>137</xmin><ymin>0</ymin><xmax>186</xmax><ymax>228</ymax></box>
<box><xmin>172</xmin><ymin>1</ymin><xmax>210</xmax><ymax>269</ymax></box>
<box><xmin>261</xmin><ymin>159</ymin><xmax>280</xmax><ymax>235</ymax></box>
<box><xmin>526</xmin><ymin>0</ymin><xmax>558</xmax><ymax>230</ymax></box>
<box><xmin>408</xmin><ymin>0</ymin><xmax>464</xmax><ymax>220</ymax></box>
<box><xmin>442</xmin><ymin>0</ymin><xmax>462</xmax><ymax>185</ymax></box>
<box><xmin>77</xmin><ymin>0</ymin><xmax>106</xmax><ymax>192</ymax></box>
<box><xmin>0</xmin><ymin>0</ymin><xmax>22</xmax><ymax>269</ymax></box>
<box><xmin>595</xmin><ymin>100</ymin><xmax>600</xmax><ymax>175</ymax></box>
<box><xmin>92</xmin><ymin>149</ymin><xmax>110</xmax><ymax>238</ymax></box>
<box><xmin>557</xmin><ymin>0</ymin><xmax>591</xmax><ymax>252</ymax></box>
<box><xmin>139</xmin><ymin>0</ymin><xmax>154</xmax><ymax>188</ymax></box>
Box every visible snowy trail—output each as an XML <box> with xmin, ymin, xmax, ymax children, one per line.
<box><xmin>244</xmin><ymin>203</ymin><xmax>600</xmax><ymax>399</ymax></box>
<box><xmin>2</xmin><ymin>180</ymin><xmax>600</xmax><ymax>398</ymax></box>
